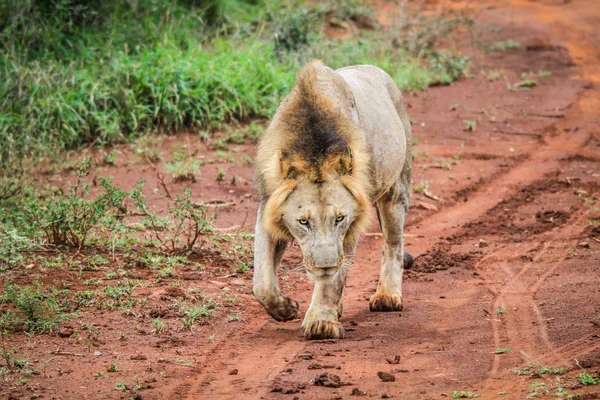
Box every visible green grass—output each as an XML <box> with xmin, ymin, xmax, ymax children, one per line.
<box><xmin>0</xmin><ymin>0</ymin><xmax>471</xmax><ymax>186</ymax></box>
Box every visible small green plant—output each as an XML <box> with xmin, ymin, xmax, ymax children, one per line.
<box><xmin>496</xmin><ymin>304</ymin><xmax>507</xmax><ymax>314</ymax></box>
<box><xmin>449</xmin><ymin>391</ymin><xmax>480</xmax><ymax>398</ymax></box>
<box><xmin>152</xmin><ymin>317</ymin><xmax>166</xmax><ymax>334</ymax></box>
<box><xmin>236</xmin><ymin>262</ymin><xmax>250</xmax><ymax>273</ymax></box>
<box><xmin>115</xmin><ymin>381</ymin><xmax>127</xmax><ymax>391</ymax></box>
<box><xmin>103</xmin><ymin>151</ymin><xmax>117</xmax><ymax>166</ymax></box>
<box><xmin>133</xmin><ymin>136</ymin><xmax>162</xmax><ymax>164</ymax></box>
<box><xmin>157</xmin><ymin>267</ymin><xmax>175</xmax><ymax>278</ymax></box>
<box><xmin>578</xmin><ymin>371</ymin><xmax>598</xmax><ymax>385</ymax></box>
<box><xmin>107</xmin><ymin>364</ymin><xmax>119</xmax><ymax>373</ymax></box>
<box><xmin>494</xmin><ymin>348</ymin><xmax>512</xmax><ymax>354</ymax></box>
<box><xmin>215</xmin><ymin>169</ymin><xmax>226</xmax><ymax>182</ymax></box>
<box><xmin>164</xmin><ymin>152</ymin><xmax>202</xmax><ymax>182</ymax></box>
<box><xmin>413</xmin><ymin>181</ymin><xmax>429</xmax><ymax>193</ymax></box>
<box><xmin>513</xmin><ymin>364</ymin><xmax>535</xmax><ymax>375</ymax></box>
<box><xmin>537</xmin><ymin>366</ymin><xmax>564</xmax><ymax>375</ymax></box>
<box><xmin>463</xmin><ymin>119</ymin><xmax>476</xmax><ymax>132</ymax></box>
<box><xmin>487</xmin><ymin>40</ymin><xmax>520</xmax><ymax>52</ymax></box>
<box><xmin>538</xmin><ymin>70</ymin><xmax>552</xmax><ymax>78</ymax></box>
<box><xmin>208</xmin><ymin>334</ymin><xmax>215</xmax><ymax>341</ymax></box>
<box><xmin>225</xmin><ymin>294</ymin><xmax>242</xmax><ymax>303</ymax></box>
<box><xmin>512</xmin><ymin>362</ymin><xmax>564</xmax><ymax>376</ymax></box>
<box><xmin>227</xmin><ymin>313</ymin><xmax>242</xmax><ymax>322</ymax></box>
<box><xmin>516</xmin><ymin>79</ymin><xmax>536</xmax><ymax>89</ymax></box>
<box><xmin>181</xmin><ymin>302</ymin><xmax>217</xmax><ymax>329</ymax></box>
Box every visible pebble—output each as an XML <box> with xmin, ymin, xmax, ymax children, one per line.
<box><xmin>377</xmin><ymin>371</ymin><xmax>396</xmax><ymax>382</ymax></box>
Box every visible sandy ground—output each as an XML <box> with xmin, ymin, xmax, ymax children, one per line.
<box><xmin>1</xmin><ymin>0</ymin><xmax>599</xmax><ymax>399</ymax></box>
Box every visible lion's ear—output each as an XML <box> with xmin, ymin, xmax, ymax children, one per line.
<box><xmin>278</xmin><ymin>151</ymin><xmax>300</xmax><ymax>180</ymax></box>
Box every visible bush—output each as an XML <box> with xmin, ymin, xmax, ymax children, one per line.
<box><xmin>19</xmin><ymin>162</ymin><xmax>127</xmax><ymax>248</ymax></box>
<box><xmin>0</xmin><ymin>283</ymin><xmax>69</xmax><ymax>333</ymax></box>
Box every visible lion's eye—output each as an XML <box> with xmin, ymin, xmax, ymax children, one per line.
<box><xmin>335</xmin><ymin>215</ymin><xmax>345</xmax><ymax>223</ymax></box>
<box><xmin>299</xmin><ymin>219</ymin><xmax>309</xmax><ymax>226</ymax></box>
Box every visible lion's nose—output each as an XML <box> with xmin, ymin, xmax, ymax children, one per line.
<box><xmin>318</xmin><ymin>264</ymin><xmax>337</xmax><ymax>270</ymax></box>
<box><xmin>312</xmin><ymin>243</ymin><xmax>339</xmax><ymax>270</ymax></box>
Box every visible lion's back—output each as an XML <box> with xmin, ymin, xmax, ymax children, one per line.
<box><xmin>336</xmin><ymin>65</ymin><xmax>410</xmax><ymax>196</ymax></box>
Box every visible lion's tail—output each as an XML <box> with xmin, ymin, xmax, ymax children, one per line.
<box><xmin>404</xmin><ymin>252</ymin><xmax>415</xmax><ymax>270</ymax></box>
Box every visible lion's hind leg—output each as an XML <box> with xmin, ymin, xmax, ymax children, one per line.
<box><xmin>369</xmin><ymin>176</ymin><xmax>410</xmax><ymax>312</ymax></box>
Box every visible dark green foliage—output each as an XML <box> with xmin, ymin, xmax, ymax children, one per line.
<box><xmin>0</xmin><ymin>0</ymin><xmax>472</xmax><ymax>191</ymax></box>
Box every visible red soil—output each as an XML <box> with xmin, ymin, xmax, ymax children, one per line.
<box><xmin>2</xmin><ymin>1</ymin><xmax>600</xmax><ymax>399</ymax></box>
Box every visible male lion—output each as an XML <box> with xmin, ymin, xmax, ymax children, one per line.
<box><xmin>253</xmin><ymin>60</ymin><xmax>413</xmax><ymax>340</ymax></box>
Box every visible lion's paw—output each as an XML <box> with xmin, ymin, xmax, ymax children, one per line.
<box><xmin>369</xmin><ymin>292</ymin><xmax>403</xmax><ymax>312</ymax></box>
<box><xmin>264</xmin><ymin>294</ymin><xmax>299</xmax><ymax>322</ymax></box>
<box><xmin>303</xmin><ymin>319</ymin><xmax>345</xmax><ymax>340</ymax></box>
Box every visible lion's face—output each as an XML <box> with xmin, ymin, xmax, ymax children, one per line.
<box><xmin>280</xmin><ymin>177</ymin><xmax>359</xmax><ymax>279</ymax></box>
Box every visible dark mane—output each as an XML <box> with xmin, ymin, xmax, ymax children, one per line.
<box><xmin>287</xmin><ymin>90</ymin><xmax>349</xmax><ymax>163</ymax></box>
<box><xmin>284</xmin><ymin>68</ymin><xmax>350</xmax><ymax>164</ymax></box>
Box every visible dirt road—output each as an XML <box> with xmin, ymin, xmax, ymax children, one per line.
<box><xmin>174</xmin><ymin>1</ymin><xmax>600</xmax><ymax>398</ymax></box>
<box><xmin>3</xmin><ymin>1</ymin><xmax>599</xmax><ymax>399</ymax></box>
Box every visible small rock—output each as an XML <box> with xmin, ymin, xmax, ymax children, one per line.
<box><xmin>351</xmin><ymin>387</ymin><xmax>367</xmax><ymax>396</ymax></box>
<box><xmin>478</xmin><ymin>239</ymin><xmax>488</xmax><ymax>248</ymax></box>
<box><xmin>416</xmin><ymin>201</ymin><xmax>439</xmax><ymax>212</ymax></box>
<box><xmin>144</xmin><ymin>377</ymin><xmax>157</xmax><ymax>383</ymax></box>
<box><xmin>298</xmin><ymin>351</ymin><xmax>313</xmax><ymax>360</ymax></box>
<box><xmin>58</xmin><ymin>327</ymin><xmax>74</xmax><ymax>338</ymax></box>
<box><xmin>271</xmin><ymin>384</ymin><xmax>299</xmax><ymax>394</ymax></box>
<box><xmin>377</xmin><ymin>371</ymin><xmax>396</xmax><ymax>382</ymax></box>
<box><xmin>229</xmin><ymin>369</ymin><xmax>238</xmax><ymax>375</ymax></box>
<box><xmin>381</xmin><ymin>394</ymin><xmax>390</xmax><ymax>399</ymax></box>
<box><xmin>386</xmin><ymin>355</ymin><xmax>400</xmax><ymax>365</ymax></box>
<box><xmin>93</xmin><ymin>351</ymin><xmax>102</xmax><ymax>357</ymax></box>
<box><xmin>314</xmin><ymin>373</ymin><xmax>350</xmax><ymax>388</ymax></box>
<box><xmin>131</xmin><ymin>354</ymin><xmax>148</xmax><ymax>361</ymax></box>
<box><xmin>577</xmin><ymin>241</ymin><xmax>590</xmax><ymax>248</ymax></box>
<box><xmin>308</xmin><ymin>363</ymin><xmax>337</xmax><ymax>370</ymax></box>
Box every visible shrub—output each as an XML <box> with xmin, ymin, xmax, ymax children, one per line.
<box><xmin>18</xmin><ymin>163</ymin><xmax>127</xmax><ymax>248</ymax></box>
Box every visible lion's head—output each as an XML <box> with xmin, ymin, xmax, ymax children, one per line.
<box><xmin>256</xmin><ymin>61</ymin><xmax>372</xmax><ymax>279</ymax></box>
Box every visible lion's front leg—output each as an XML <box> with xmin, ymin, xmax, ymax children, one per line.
<box><xmin>253</xmin><ymin>206</ymin><xmax>298</xmax><ymax>322</ymax></box>
<box><xmin>302</xmin><ymin>271</ymin><xmax>347</xmax><ymax>340</ymax></box>
<box><xmin>370</xmin><ymin>179</ymin><xmax>409</xmax><ymax>312</ymax></box>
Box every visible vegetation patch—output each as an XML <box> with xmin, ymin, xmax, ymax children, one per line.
<box><xmin>0</xmin><ymin>0</ymin><xmax>473</xmax><ymax>189</ymax></box>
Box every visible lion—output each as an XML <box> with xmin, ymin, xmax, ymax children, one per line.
<box><xmin>253</xmin><ymin>60</ymin><xmax>413</xmax><ymax>340</ymax></box>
